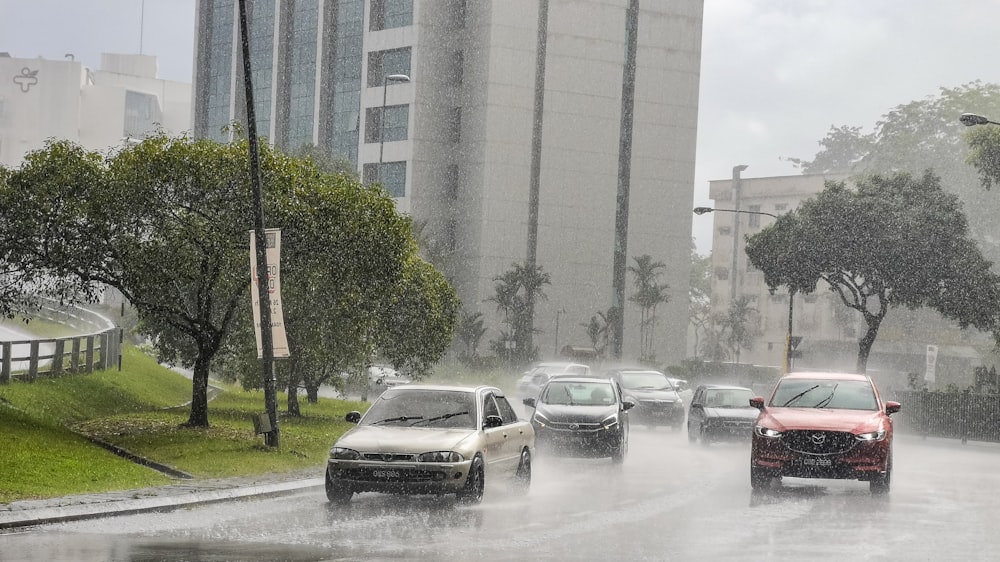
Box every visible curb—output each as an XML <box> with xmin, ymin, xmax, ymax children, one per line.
<box><xmin>0</xmin><ymin>478</ymin><xmax>324</xmax><ymax>530</ymax></box>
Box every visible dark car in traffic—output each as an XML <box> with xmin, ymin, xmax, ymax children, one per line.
<box><xmin>687</xmin><ymin>384</ymin><xmax>758</xmax><ymax>444</ymax></box>
<box><xmin>523</xmin><ymin>376</ymin><xmax>633</xmax><ymax>463</ymax></box>
<box><xmin>749</xmin><ymin>372</ymin><xmax>901</xmax><ymax>494</ymax></box>
<box><xmin>604</xmin><ymin>368</ymin><xmax>685</xmax><ymax>429</ymax></box>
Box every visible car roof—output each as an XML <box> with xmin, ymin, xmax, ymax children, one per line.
<box><xmin>779</xmin><ymin>372</ymin><xmax>870</xmax><ymax>382</ymax></box>
<box><xmin>383</xmin><ymin>383</ymin><xmax>499</xmax><ymax>394</ymax></box>
<box><xmin>544</xmin><ymin>376</ymin><xmax>611</xmax><ymax>384</ymax></box>
<box><xmin>697</xmin><ymin>384</ymin><xmax>752</xmax><ymax>391</ymax></box>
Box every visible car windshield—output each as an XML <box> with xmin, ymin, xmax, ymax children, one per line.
<box><xmin>704</xmin><ymin>388</ymin><xmax>754</xmax><ymax>408</ymax></box>
<box><xmin>619</xmin><ymin>371</ymin><xmax>672</xmax><ymax>390</ymax></box>
<box><xmin>361</xmin><ymin>389</ymin><xmax>477</xmax><ymax>429</ymax></box>
<box><xmin>770</xmin><ymin>379</ymin><xmax>877</xmax><ymax>410</ymax></box>
<box><xmin>541</xmin><ymin>381</ymin><xmax>615</xmax><ymax>406</ymax></box>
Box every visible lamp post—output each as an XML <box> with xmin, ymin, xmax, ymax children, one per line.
<box><xmin>960</xmin><ymin>112</ymin><xmax>1000</xmax><ymax>127</ymax></box>
<box><xmin>692</xmin><ymin>204</ymin><xmax>794</xmax><ymax>373</ymax></box>
<box><xmin>378</xmin><ymin>73</ymin><xmax>410</xmax><ymax>184</ymax></box>
<box><xmin>554</xmin><ymin>308</ymin><xmax>566</xmax><ymax>356</ymax></box>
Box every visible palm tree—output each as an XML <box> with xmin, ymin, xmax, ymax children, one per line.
<box><xmin>628</xmin><ymin>255</ymin><xmax>671</xmax><ymax>362</ymax></box>
<box><xmin>488</xmin><ymin>263</ymin><xmax>551</xmax><ymax>363</ymax></box>
<box><xmin>456</xmin><ymin>310</ymin><xmax>487</xmax><ymax>360</ymax></box>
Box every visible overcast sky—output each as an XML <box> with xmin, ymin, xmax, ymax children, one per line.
<box><xmin>2</xmin><ymin>0</ymin><xmax>999</xmax><ymax>255</ymax></box>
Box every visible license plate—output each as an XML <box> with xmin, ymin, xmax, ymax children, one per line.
<box><xmin>803</xmin><ymin>457</ymin><xmax>832</xmax><ymax>467</ymax></box>
<box><xmin>372</xmin><ymin>469</ymin><xmax>401</xmax><ymax>479</ymax></box>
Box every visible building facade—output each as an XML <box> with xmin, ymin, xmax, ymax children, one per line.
<box><xmin>0</xmin><ymin>53</ymin><xmax>191</xmax><ymax>168</ymax></box>
<box><xmin>193</xmin><ymin>0</ymin><xmax>704</xmax><ymax>366</ymax></box>
<box><xmin>704</xmin><ymin>172</ymin><xmax>986</xmax><ymax>392</ymax></box>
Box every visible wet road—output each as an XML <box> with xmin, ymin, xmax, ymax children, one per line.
<box><xmin>3</xmin><ymin>428</ymin><xmax>999</xmax><ymax>561</ymax></box>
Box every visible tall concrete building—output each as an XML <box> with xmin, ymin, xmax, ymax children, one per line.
<box><xmin>192</xmin><ymin>0</ymin><xmax>703</xmax><ymax>365</ymax></box>
<box><xmin>0</xmin><ymin>53</ymin><xmax>190</xmax><ymax>168</ymax></box>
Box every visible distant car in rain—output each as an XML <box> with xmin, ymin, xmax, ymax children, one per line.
<box><xmin>686</xmin><ymin>384</ymin><xmax>758</xmax><ymax>444</ymax></box>
<box><xmin>515</xmin><ymin>362</ymin><xmax>592</xmax><ymax>399</ymax></box>
<box><xmin>749</xmin><ymin>372</ymin><xmax>901</xmax><ymax>494</ymax></box>
<box><xmin>338</xmin><ymin>364</ymin><xmax>410</xmax><ymax>399</ymax></box>
<box><xmin>325</xmin><ymin>384</ymin><xmax>534</xmax><ymax>504</ymax></box>
<box><xmin>603</xmin><ymin>368</ymin><xmax>685</xmax><ymax>430</ymax></box>
<box><xmin>523</xmin><ymin>376</ymin><xmax>633</xmax><ymax>463</ymax></box>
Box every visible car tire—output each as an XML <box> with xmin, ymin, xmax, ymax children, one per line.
<box><xmin>750</xmin><ymin>465</ymin><xmax>772</xmax><ymax>490</ymax></box>
<box><xmin>611</xmin><ymin>435</ymin><xmax>628</xmax><ymax>464</ymax></box>
<box><xmin>513</xmin><ymin>448</ymin><xmax>532</xmax><ymax>495</ymax></box>
<box><xmin>325</xmin><ymin>468</ymin><xmax>353</xmax><ymax>504</ymax></box>
<box><xmin>870</xmin><ymin>453</ymin><xmax>892</xmax><ymax>495</ymax></box>
<box><xmin>458</xmin><ymin>455</ymin><xmax>485</xmax><ymax>504</ymax></box>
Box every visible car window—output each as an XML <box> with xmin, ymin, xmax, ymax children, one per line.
<box><xmin>542</xmin><ymin>381</ymin><xmax>615</xmax><ymax>406</ymax></box>
<box><xmin>494</xmin><ymin>394</ymin><xmax>519</xmax><ymax>424</ymax></box>
<box><xmin>362</xmin><ymin>389</ymin><xmax>476</xmax><ymax>428</ymax></box>
<box><xmin>705</xmin><ymin>389</ymin><xmax>753</xmax><ymax>408</ymax></box>
<box><xmin>619</xmin><ymin>371</ymin><xmax>671</xmax><ymax>390</ymax></box>
<box><xmin>483</xmin><ymin>393</ymin><xmax>501</xmax><ymax>421</ymax></box>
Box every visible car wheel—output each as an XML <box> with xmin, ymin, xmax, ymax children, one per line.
<box><xmin>870</xmin><ymin>453</ymin><xmax>892</xmax><ymax>495</ymax></box>
<box><xmin>325</xmin><ymin>468</ymin><xmax>353</xmax><ymax>504</ymax></box>
<box><xmin>611</xmin><ymin>435</ymin><xmax>628</xmax><ymax>464</ymax></box>
<box><xmin>750</xmin><ymin>465</ymin><xmax>772</xmax><ymax>490</ymax></box>
<box><xmin>513</xmin><ymin>448</ymin><xmax>532</xmax><ymax>495</ymax></box>
<box><xmin>458</xmin><ymin>455</ymin><xmax>485</xmax><ymax>504</ymax></box>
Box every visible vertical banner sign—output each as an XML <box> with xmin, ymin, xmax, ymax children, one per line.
<box><xmin>250</xmin><ymin>229</ymin><xmax>290</xmax><ymax>359</ymax></box>
<box><xmin>925</xmin><ymin>344</ymin><xmax>938</xmax><ymax>384</ymax></box>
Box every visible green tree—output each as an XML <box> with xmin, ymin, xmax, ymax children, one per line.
<box><xmin>456</xmin><ymin>309</ymin><xmax>488</xmax><ymax>361</ymax></box>
<box><xmin>0</xmin><ymin>134</ymin><xmax>413</xmax><ymax>427</ymax></box>
<box><xmin>628</xmin><ymin>254</ymin><xmax>671</xmax><ymax>362</ymax></box>
<box><xmin>488</xmin><ymin>263</ymin><xmax>550</xmax><ymax>364</ymax></box>
<box><xmin>721</xmin><ymin>296</ymin><xmax>760</xmax><ymax>367</ymax></box>
<box><xmin>745</xmin><ymin>171</ymin><xmax>1000</xmax><ymax>372</ymax></box>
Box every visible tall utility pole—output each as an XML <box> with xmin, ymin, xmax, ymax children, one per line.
<box><xmin>729</xmin><ymin>165</ymin><xmax>748</xmax><ymax>303</ymax></box>
<box><xmin>525</xmin><ymin>0</ymin><xmax>549</xmax><ymax>360</ymax></box>
<box><xmin>238</xmin><ymin>0</ymin><xmax>279</xmax><ymax>447</ymax></box>
<box><xmin>610</xmin><ymin>0</ymin><xmax>639</xmax><ymax>360</ymax></box>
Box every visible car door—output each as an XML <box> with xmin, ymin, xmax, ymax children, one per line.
<box><xmin>688</xmin><ymin>386</ymin><xmax>706</xmax><ymax>433</ymax></box>
<box><xmin>482</xmin><ymin>391</ymin><xmax>525</xmax><ymax>476</ymax></box>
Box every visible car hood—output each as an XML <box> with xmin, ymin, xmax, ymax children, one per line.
<box><xmin>704</xmin><ymin>407</ymin><xmax>759</xmax><ymax>421</ymax></box>
<box><xmin>623</xmin><ymin>388</ymin><xmax>680</xmax><ymax>401</ymax></box>
<box><xmin>535</xmin><ymin>403</ymin><xmax>619</xmax><ymax>423</ymax></box>
<box><xmin>335</xmin><ymin>425</ymin><xmax>478</xmax><ymax>453</ymax></box>
<box><xmin>757</xmin><ymin>407</ymin><xmax>887</xmax><ymax>433</ymax></box>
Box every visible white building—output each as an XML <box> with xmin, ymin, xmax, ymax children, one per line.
<box><xmin>0</xmin><ymin>52</ymin><xmax>191</xmax><ymax>168</ymax></box>
<box><xmin>193</xmin><ymin>0</ymin><xmax>704</xmax><ymax>365</ymax></box>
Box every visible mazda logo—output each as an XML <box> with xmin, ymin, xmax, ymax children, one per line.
<box><xmin>568</xmin><ymin>423</ymin><xmax>580</xmax><ymax>430</ymax></box>
<box><xmin>810</xmin><ymin>433</ymin><xmax>826</xmax><ymax>445</ymax></box>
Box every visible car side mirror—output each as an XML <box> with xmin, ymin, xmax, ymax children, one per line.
<box><xmin>885</xmin><ymin>401</ymin><xmax>901</xmax><ymax>415</ymax></box>
<box><xmin>622</xmin><ymin>399</ymin><xmax>635</xmax><ymax>411</ymax></box>
<box><xmin>484</xmin><ymin>414</ymin><xmax>504</xmax><ymax>428</ymax></box>
<box><xmin>749</xmin><ymin>397</ymin><xmax>765</xmax><ymax>410</ymax></box>
<box><xmin>522</xmin><ymin>397</ymin><xmax>536</xmax><ymax>408</ymax></box>
<box><xmin>345</xmin><ymin>411</ymin><xmax>362</xmax><ymax>424</ymax></box>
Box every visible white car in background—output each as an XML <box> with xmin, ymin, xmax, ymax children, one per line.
<box><xmin>515</xmin><ymin>362</ymin><xmax>592</xmax><ymax>399</ymax></box>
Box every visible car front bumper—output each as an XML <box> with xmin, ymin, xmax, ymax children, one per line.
<box><xmin>533</xmin><ymin>425</ymin><xmax>623</xmax><ymax>457</ymax></box>
<box><xmin>751</xmin><ymin>434</ymin><xmax>891</xmax><ymax>480</ymax></box>
<box><xmin>327</xmin><ymin>458</ymin><xmax>473</xmax><ymax>495</ymax></box>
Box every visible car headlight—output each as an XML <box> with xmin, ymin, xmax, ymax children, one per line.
<box><xmin>417</xmin><ymin>451</ymin><xmax>465</xmax><ymax>463</ymax></box>
<box><xmin>329</xmin><ymin>447</ymin><xmax>361</xmax><ymax>460</ymax></box>
<box><xmin>856</xmin><ymin>430</ymin><xmax>887</xmax><ymax>442</ymax></box>
<box><xmin>673</xmin><ymin>399</ymin><xmax>684</xmax><ymax>408</ymax></box>
<box><xmin>601</xmin><ymin>414</ymin><xmax>620</xmax><ymax>430</ymax></box>
<box><xmin>754</xmin><ymin>426</ymin><xmax>783</xmax><ymax>438</ymax></box>
<box><xmin>532</xmin><ymin>412</ymin><xmax>550</xmax><ymax>428</ymax></box>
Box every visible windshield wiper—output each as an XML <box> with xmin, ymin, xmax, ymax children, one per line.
<box><xmin>814</xmin><ymin>384</ymin><xmax>839</xmax><ymax>408</ymax></box>
<box><xmin>411</xmin><ymin>411</ymin><xmax>469</xmax><ymax>426</ymax></box>
<box><xmin>781</xmin><ymin>385</ymin><xmax>820</xmax><ymax>407</ymax></box>
<box><xmin>371</xmin><ymin>415</ymin><xmax>424</xmax><ymax>425</ymax></box>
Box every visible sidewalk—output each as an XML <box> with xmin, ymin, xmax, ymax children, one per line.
<box><xmin>0</xmin><ymin>468</ymin><xmax>324</xmax><ymax>530</ymax></box>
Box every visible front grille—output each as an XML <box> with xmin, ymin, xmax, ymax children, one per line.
<box><xmin>546</xmin><ymin>421</ymin><xmax>602</xmax><ymax>431</ymax></box>
<box><xmin>362</xmin><ymin>452</ymin><xmax>417</xmax><ymax>462</ymax></box>
<box><xmin>784</xmin><ymin>430</ymin><xmax>857</xmax><ymax>455</ymax></box>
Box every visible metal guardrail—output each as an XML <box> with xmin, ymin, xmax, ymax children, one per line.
<box><xmin>891</xmin><ymin>390</ymin><xmax>1000</xmax><ymax>444</ymax></box>
<box><xmin>0</xmin><ymin>302</ymin><xmax>122</xmax><ymax>383</ymax></box>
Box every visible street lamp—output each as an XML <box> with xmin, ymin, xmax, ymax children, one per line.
<box><xmin>378</xmin><ymin>73</ymin><xmax>410</xmax><ymax>184</ymax></box>
<box><xmin>960</xmin><ymin>112</ymin><xmax>1000</xmax><ymax>127</ymax></box>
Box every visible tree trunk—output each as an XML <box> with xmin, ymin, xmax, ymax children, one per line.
<box><xmin>287</xmin><ymin>381</ymin><xmax>301</xmax><ymax>417</ymax></box>
<box><xmin>186</xmin><ymin>354</ymin><xmax>211</xmax><ymax>427</ymax></box>
<box><xmin>856</xmin><ymin>316</ymin><xmax>882</xmax><ymax>374</ymax></box>
<box><xmin>306</xmin><ymin>385</ymin><xmax>319</xmax><ymax>403</ymax></box>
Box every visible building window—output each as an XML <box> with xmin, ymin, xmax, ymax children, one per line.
<box><xmin>370</xmin><ymin>0</ymin><xmax>412</xmax><ymax>31</ymax></box>
<box><xmin>449</xmin><ymin>51</ymin><xmax>464</xmax><ymax>85</ymax></box>
<box><xmin>363</xmin><ymin>161</ymin><xmax>407</xmax><ymax>197</ymax></box>
<box><xmin>123</xmin><ymin>90</ymin><xmax>162</xmax><ymax>138</ymax></box>
<box><xmin>364</xmin><ymin>104</ymin><xmax>409</xmax><ymax>143</ymax></box>
<box><xmin>718</xmin><ymin>226</ymin><xmax>731</xmax><ymax>236</ymax></box>
<box><xmin>367</xmin><ymin>47</ymin><xmax>412</xmax><ymax>86</ymax></box>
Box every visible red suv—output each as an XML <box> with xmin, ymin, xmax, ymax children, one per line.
<box><xmin>749</xmin><ymin>372</ymin><xmax>901</xmax><ymax>494</ymax></box>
